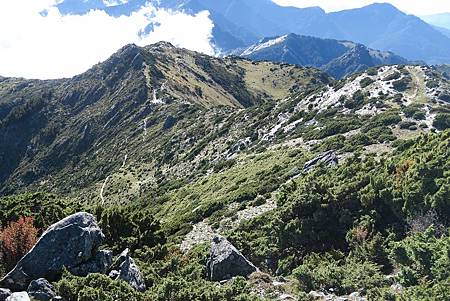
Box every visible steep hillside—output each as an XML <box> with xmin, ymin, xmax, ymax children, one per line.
<box><xmin>0</xmin><ymin>42</ymin><xmax>329</xmax><ymax>196</ymax></box>
<box><xmin>235</xmin><ymin>34</ymin><xmax>408</xmax><ymax>78</ymax></box>
<box><xmin>1</xmin><ymin>45</ymin><xmax>448</xmax><ymax>208</ymax></box>
<box><xmin>0</xmin><ymin>44</ymin><xmax>449</xmax><ymax>300</ymax></box>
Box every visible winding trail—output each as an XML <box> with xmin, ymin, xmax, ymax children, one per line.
<box><xmin>122</xmin><ymin>154</ymin><xmax>128</xmax><ymax>168</ymax></box>
<box><xmin>100</xmin><ymin>175</ymin><xmax>111</xmax><ymax>205</ymax></box>
<box><xmin>407</xmin><ymin>66</ymin><xmax>427</xmax><ymax>104</ymax></box>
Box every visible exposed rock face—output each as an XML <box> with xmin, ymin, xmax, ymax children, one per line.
<box><xmin>109</xmin><ymin>249</ymin><xmax>146</xmax><ymax>292</ymax></box>
<box><xmin>207</xmin><ymin>236</ymin><xmax>257</xmax><ymax>281</ymax></box>
<box><xmin>303</xmin><ymin>151</ymin><xmax>338</xmax><ymax>172</ymax></box>
<box><xmin>27</xmin><ymin>279</ymin><xmax>56</xmax><ymax>301</ymax></box>
<box><xmin>0</xmin><ymin>288</ymin><xmax>11</xmax><ymax>301</ymax></box>
<box><xmin>70</xmin><ymin>250</ymin><xmax>113</xmax><ymax>276</ymax></box>
<box><xmin>5</xmin><ymin>292</ymin><xmax>29</xmax><ymax>301</ymax></box>
<box><xmin>308</xmin><ymin>291</ymin><xmax>367</xmax><ymax>301</ymax></box>
<box><xmin>0</xmin><ymin>212</ymin><xmax>104</xmax><ymax>291</ymax></box>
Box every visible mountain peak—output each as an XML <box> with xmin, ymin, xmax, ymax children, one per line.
<box><xmin>238</xmin><ymin>34</ymin><xmax>408</xmax><ymax>78</ymax></box>
<box><xmin>362</xmin><ymin>2</ymin><xmax>401</xmax><ymax>13</ymax></box>
<box><xmin>147</xmin><ymin>41</ymin><xmax>176</xmax><ymax>49</ymax></box>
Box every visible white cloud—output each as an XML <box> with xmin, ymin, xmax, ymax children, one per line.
<box><xmin>143</xmin><ymin>10</ymin><xmax>215</xmax><ymax>55</ymax></box>
<box><xmin>0</xmin><ymin>0</ymin><xmax>214</xmax><ymax>79</ymax></box>
<box><xmin>273</xmin><ymin>0</ymin><xmax>450</xmax><ymax>15</ymax></box>
<box><xmin>103</xmin><ymin>0</ymin><xmax>129</xmax><ymax>7</ymax></box>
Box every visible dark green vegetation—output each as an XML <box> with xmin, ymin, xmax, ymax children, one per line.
<box><xmin>1</xmin><ymin>45</ymin><xmax>449</xmax><ymax>300</ymax></box>
<box><xmin>1</xmin><ymin>131</ymin><xmax>448</xmax><ymax>300</ymax></box>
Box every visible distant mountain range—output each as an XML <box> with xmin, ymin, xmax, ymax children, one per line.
<box><xmin>234</xmin><ymin>34</ymin><xmax>409</xmax><ymax>78</ymax></box>
<box><xmin>55</xmin><ymin>0</ymin><xmax>450</xmax><ymax>64</ymax></box>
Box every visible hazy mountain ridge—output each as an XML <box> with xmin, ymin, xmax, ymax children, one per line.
<box><xmin>235</xmin><ymin>33</ymin><xmax>409</xmax><ymax>78</ymax></box>
<box><xmin>53</xmin><ymin>0</ymin><xmax>450</xmax><ymax>64</ymax></box>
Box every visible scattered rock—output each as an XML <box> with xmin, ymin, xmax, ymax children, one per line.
<box><xmin>207</xmin><ymin>236</ymin><xmax>257</xmax><ymax>281</ymax></box>
<box><xmin>349</xmin><ymin>292</ymin><xmax>367</xmax><ymax>301</ymax></box>
<box><xmin>0</xmin><ymin>288</ymin><xmax>11</xmax><ymax>301</ymax></box>
<box><xmin>70</xmin><ymin>250</ymin><xmax>113</xmax><ymax>276</ymax></box>
<box><xmin>0</xmin><ymin>212</ymin><xmax>104</xmax><ymax>290</ymax></box>
<box><xmin>5</xmin><ymin>292</ymin><xmax>29</xmax><ymax>301</ymax></box>
<box><xmin>390</xmin><ymin>283</ymin><xmax>403</xmax><ymax>294</ymax></box>
<box><xmin>278</xmin><ymin>294</ymin><xmax>295</xmax><ymax>300</ymax></box>
<box><xmin>308</xmin><ymin>291</ymin><xmax>367</xmax><ymax>301</ymax></box>
<box><xmin>180</xmin><ymin>221</ymin><xmax>215</xmax><ymax>253</ymax></box>
<box><xmin>303</xmin><ymin>151</ymin><xmax>338</xmax><ymax>172</ymax></box>
<box><xmin>27</xmin><ymin>279</ymin><xmax>56</xmax><ymax>301</ymax></box>
<box><xmin>109</xmin><ymin>249</ymin><xmax>146</xmax><ymax>292</ymax></box>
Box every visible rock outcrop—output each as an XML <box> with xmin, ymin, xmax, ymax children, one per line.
<box><xmin>69</xmin><ymin>250</ymin><xmax>113</xmax><ymax>277</ymax></box>
<box><xmin>303</xmin><ymin>151</ymin><xmax>338</xmax><ymax>172</ymax></box>
<box><xmin>27</xmin><ymin>279</ymin><xmax>57</xmax><ymax>301</ymax></box>
<box><xmin>109</xmin><ymin>249</ymin><xmax>146</xmax><ymax>292</ymax></box>
<box><xmin>0</xmin><ymin>288</ymin><xmax>11</xmax><ymax>301</ymax></box>
<box><xmin>207</xmin><ymin>236</ymin><xmax>257</xmax><ymax>281</ymax></box>
<box><xmin>0</xmin><ymin>212</ymin><xmax>104</xmax><ymax>290</ymax></box>
<box><xmin>308</xmin><ymin>291</ymin><xmax>367</xmax><ymax>301</ymax></box>
<box><xmin>5</xmin><ymin>292</ymin><xmax>29</xmax><ymax>301</ymax></box>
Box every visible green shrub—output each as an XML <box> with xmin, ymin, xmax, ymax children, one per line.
<box><xmin>433</xmin><ymin>113</ymin><xmax>450</xmax><ymax>130</ymax></box>
<box><xmin>389</xmin><ymin>227</ymin><xmax>450</xmax><ymax>287</ymax></box>
<box><xmin>413</xmin><ymin>111</ymin><xmax>426</xmax><ymax>120</ymax></box>
<box><xmin>398</xmin><ymin>280</ymin><xmax>450</xmax><ymax>301</ymax></box>
<box><xmin>366</xmin><ymin>68</ymin><xmax>378</xmax><ymax>76</ymax></box>
<box><xmin>213</xmin><ymin>159</ymin><xmax>237</xmax><ymax>173</ymax></box>
<box><xmin>403</xmin><ymin>106</ymin><xmax>425</xmax><ymax>120</ymax></box>
<box><xmin>399</xmin><ymin>121</ymin><xmax>417</xmax><ymax>130</ymax></box>
<box><xmin>95</xmin><ymin>205</ymin><xmax>164</xmax><ymax>252</ymax></box>
<box><xmin>0</xmin><ymin>192</ymin><xmax>75</xmax><ymax>229</ymax></box>
<box><xmin>363</xmin><ymin>112</ymin><xmax>401</xmax><ymax>131</ymax></box>
<box><xmin>344</xmin><ymin>90</ymin><xmax>366</xmax><ymax>109</ymax></box>
<box><xmin>360</xmin><ymin>77</ymin><xmax>375</xmax><ymax>88</ymax></box>
<box><xmin>56</xmin><ymin>272</ymin><xmax>145</xmax><ymax>301</ymax></box>
<box><xmin>293</xmin><ymin>252</ymin><xmax>386</xmax><ymax>295</ymax></box>
<box><xmin>392</xmin><ymin>77</ymin><xmax>411</xmax><ymax>92</ymax></box>
<box><xmin>383</xmin><ymin>71</ymin><xmax>401</xmax><ymax>81</ymax></box>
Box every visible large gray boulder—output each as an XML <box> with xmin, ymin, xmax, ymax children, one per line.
<box><xmin>0</xmin><ymin>212</ymin><xmax>104</xmax><ymax>291</ymax></box>
<box><xmin>0</xmin><ymin>288</ymin><xmax>11</xmax><ymax>301</ymax></box>
<box><xmin>108</xmin><ymin>249</ymin><xmax>146</xmax><ymax>292</ymax></box>
<box><xmin>69</xmin><ymin>250</ymin><xmax>112</xmax><ymax>276</ymax></box>
<box><xmin>5</xmin><ymin>292</ymin><xmax>29</xmax><ymax>301</ymax></box>
<box><xmin>207</xmin><ymin>236</ymin><xmax>257</xmax><ymax>281</ymax></box>
<box><xmin>27</xmin><ymin>279</ymin><xmax>56</xmax><ymax>301</ymax></box>
<box><xmin>303</xmin><ymin>151</ymin><xmax>338</xmax><ymax>172</ymax></box>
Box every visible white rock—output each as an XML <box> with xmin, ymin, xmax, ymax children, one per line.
<box><xmin>6</xmin><ymin>292</ymin><xmax>30</xmax><ymax>301</ymax></box>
